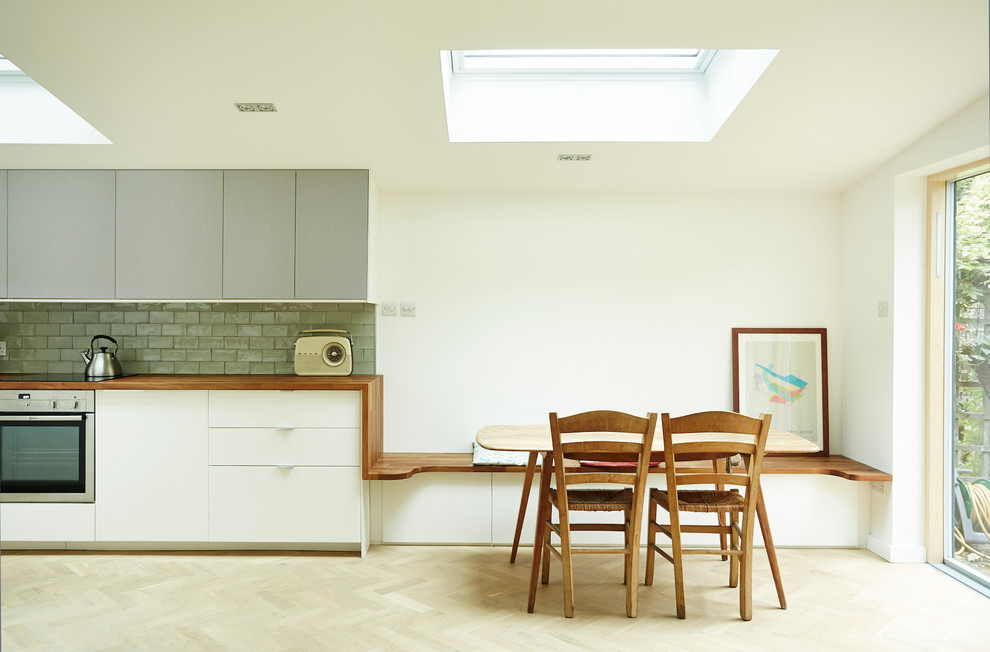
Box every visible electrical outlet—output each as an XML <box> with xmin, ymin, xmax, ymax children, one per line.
<box><xmin>870</xmin><ymin>481</ymin><xmax>890</xmax><ymax>495</ymax></box>
<box><xmin>877</xmin><ymin>300</ymin><xmax>889</xmax><ymax>318</ymax></box>
<box><xmin>0</xmin><ymin>341</ymin><xmax>5</xmax><ymax>357</ymax></box>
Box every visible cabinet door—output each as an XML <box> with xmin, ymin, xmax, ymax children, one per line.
<box><xmin>208</xmin><ymin>390</ymin><xmax>361</xmax><ymax>428</ymax></box>
<box><xmin>223</xmin><ymin>170</ymin><xmax>296</xmax><ymax>299</ymax></box>
<box><xmin>209</xmin><ymin>466</ymin><xmax>363</xmax><ymax>543</ymax></box>
<box><xmin>116</xmin><ymin>170</ymin><xmax>222</xmax><ymax>299</ymax></box>
<box><xmin>295</xmin><ymin>170</ymin><xmax>369</xmax><ymax>299</ymax></box>
<box><xmin>7</xmin><ymin>170</ymin><xmax>116</xmax><ymax>298</ymax></box>
<box><xmin>0</xmin><ymin>170</ymin><xmax>6</xmax><ymax>297</ymax></box>
<box><xmin>95</xmin><ymin>390</ymin><xmax>209</xmax><ymax>541</ymax></box>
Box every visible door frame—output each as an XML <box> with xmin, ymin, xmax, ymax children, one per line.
<box><xmin>925</xmin><ymin>158</ymin><xmax>990</xmax><ymax>563</ymax></box>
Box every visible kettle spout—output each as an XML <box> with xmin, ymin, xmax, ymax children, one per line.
<box><xmin>80</xmin><ymin>350</ymin><xmax>91</xmax><ymax>364</ymax></box>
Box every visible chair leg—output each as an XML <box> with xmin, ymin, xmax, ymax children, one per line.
<box><xmin>558</xmin><ymin>509</ymin><xmax>575</xmax><ymax>618</ymax></box>
<box><xmin>645</xmin><ymin>496</ymin><xmax>657</xmax><ymax>586</ymax></box>
<box><xmin>540</xmin><ymin>515</ymin><xmax>552</xmax><ymax>584</ymax></box>
<box><xmin>622</xmin><ymin>508</ymin><xmax>631</xmax><ymax>586</ymax></box>
<box><xmin>669</xmin><ymin>509</ymin><xmax>686</xmax><ymax>619</ymax></box>
<box><xmin>729</xmin><ymin>510</ymin><xmax>740</xmax><ymax>588</ymax></box>
<box><xmin>626</xmin><ymin>500</ymin><xmax>644</xmax><ymax>618</ymax></box>
<box><xmin>740</xmin><ymin>518</ymin><xmax>754</xmax><ymax>621</ymax></box>
<box><xmin>714</xmin><ymin>458</ymin><xmax>729</xmax><ymax>561</ymax></box>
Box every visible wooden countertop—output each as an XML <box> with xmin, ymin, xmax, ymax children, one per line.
<box><xmin>0</xmin><ymin>374</ymin><xmax>382</xmax><ymax>390</ymax></box>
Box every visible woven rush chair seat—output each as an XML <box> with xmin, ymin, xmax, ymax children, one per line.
<box><xmin>550</xmin><ymin>488</ymin><xmax>633</xmax><ymax>511</ymax></box>
<box><xmin>651</xmin><ymin>487</ymin><xmax>743</xmax><ymax>513</ymax></box>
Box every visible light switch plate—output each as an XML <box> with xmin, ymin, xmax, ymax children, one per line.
<box><xmin>0</xmin><ymin>341</ymin><xmax>5</xmax><ymax>357</ymax></box>
<box><xmin>381</xmin><ymin>302</ymin><xmax>398</xmax><ymax>317</ymax></box>
<box><xmin>400</xmin><ymin>301</ymin><xmax>416</xmax><ymax>317</ymax></box>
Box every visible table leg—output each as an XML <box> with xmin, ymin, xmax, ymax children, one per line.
<box><xmin>756</xmin><ymin>487</ymin><xmax>787</xmax><ymax>610</ymax></box>
<box><xmin>509</xmin><ymin>452</ymin><xmax>539</xmax><ymax>563</ymax></box>
<box><xmin>527</xmin><ymin>453</ymin><xmax>553</xmax><ymax>613</ymax></box>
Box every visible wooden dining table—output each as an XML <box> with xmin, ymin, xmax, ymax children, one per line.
<box><xmin>476</xmin><ymin>424</ymin><xmax>819</xmax><ymax>612</ymax></box>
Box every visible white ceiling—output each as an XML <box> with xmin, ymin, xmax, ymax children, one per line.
<box><xmin>0</xmin><ymin>0</ymin><xmax>986</xmax><ymax>194</ymax></box>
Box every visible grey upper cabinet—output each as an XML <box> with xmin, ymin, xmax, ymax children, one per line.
<box><xmin>116</xmin><ymin>171</ymin><xmax>223</xmax><ymax>299</ymax></box>
<box><xmin>7</xmin><ymin>170</ymin><xmax>116</xmax><ymax>299</ymax></box>
<box><xmin>295</xmin><ymin>170</ymin><xmax>369</xmax><ymax>300</ymax></box>
<box><xmin>0</xmin><ymin>171</ymin><xmax>6</xmax><ymax>298</ymax></box>
<box><xmin>222</xmin><ymin>171</ymin><xmax>296</xmax><ymax>299</ymax></box>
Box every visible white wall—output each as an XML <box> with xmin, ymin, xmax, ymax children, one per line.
<box><xmin>371</xmin><ymin>190</ymin><xmax>867</xmax><ymax>546</ymax></box>
<box><xmin>840</xmin><ymin>94</ymin><xmax>990</xmax><ymax>562</ymax></box>
<box><xmin>376</xmin><ymin>192</ymin><xmax>842</xmax><ymax>453</ymax></box>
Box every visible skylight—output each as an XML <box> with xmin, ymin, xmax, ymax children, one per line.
<box><xmin>440</xmin><ymin>48</ymin><xmax>778</xmax><ymax>143</ymax></box>
<box><xmin>451</xmin><ymin>49</ymin><xmax>716</xmax><ymax>74</ymax></box>
<box><xmin>0</xmin><ymin>53</ymin><xmax>111</xmax><ymax>144</ymax></box>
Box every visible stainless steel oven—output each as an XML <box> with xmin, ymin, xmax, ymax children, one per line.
<box><xmin>0</xmin><ymin>390</ymin><xmax>95</xmax><ymax>503</ymax></box>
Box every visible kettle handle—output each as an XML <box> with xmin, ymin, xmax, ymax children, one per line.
<box><xmin>91</xmin><ymin>334</ymin><xmax>118</xmax><ymax>353</ymax></box>
<box><xmin>299</xmin><ymin>329</ymin><xmax>348</xmax><ymax>336</ymax></box>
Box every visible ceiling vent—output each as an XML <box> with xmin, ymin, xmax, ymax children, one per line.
<box><xmin>235</xmin><ymin>103</ymin><xmax>277</xmax><ymax>112</ymax></box>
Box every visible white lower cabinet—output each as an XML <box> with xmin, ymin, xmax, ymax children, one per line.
<box><xmin>209</xmin><ymin>466</ymin><xmax>363</xmax><ymax>543</ymax></box>
<box><xmin>0</xmin><ymin>504</ymin><xmax>95</xmax><ymax>544</ymax></box>
<box><xmin>95</xmin><ymin>390</ymin><xmax>209</xmax><ymax>542</ymax></box>
<box><xmin>207</xmin><ymin>390</ymin><xmax>368</xmax><ymax>553</ymax></box>
<box><xmin>8</xmin><ymin>389</ymin><xmax>368</xmax><ymax>552</ymax></box>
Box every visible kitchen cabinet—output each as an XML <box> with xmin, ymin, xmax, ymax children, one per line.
<box><xmin>95</xmin><ymin>390</ymin><xmax>209</xmax><ymax>541</ymax></box>
<box><xmin>7</xmin><ymin>170</ymin><xmax>116</xmax><ymax>298</ymax></box>
<box><xmin>0</xmin><ymin>170</ymin><xmax>6</xmax><ymax>297</ymax></box>
<box><xmin>207</xmin><ymin>390</ymin><xmax>367</xmax><ymax>552</ymax></box>
<box><xmin>2</xmin><ymin>168</ymin><xmax>372</xmax><ymax>301</ymax></box>
<box><xmin>0</xmin><ymin>504</ymin><xmax>95</xmax><ymax>543</ymax></box>
<box><xmin>115</xmin><ymin>170</ymin><xmax>223</xmax><ymax>299</ymax></box>
<box><xmin>222</xmin><ymin>170</ymin><xmax>296</xmax><ymax>299</ymax></box>
<box><xmin>296</xmin><ymin>170</ymin><xmax>370</xmax><ymax>300</ymax></box>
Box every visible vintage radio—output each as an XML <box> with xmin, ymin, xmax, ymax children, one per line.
<box><xmin>293</xmin><ymin>329</ymin><xmax>353</xmax><ymax>376</ymax></box>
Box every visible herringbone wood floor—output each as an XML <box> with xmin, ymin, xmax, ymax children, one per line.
<box><xmin>2</xmin><ymin>546</ymin><xmax>988</xmax><ymax>651</ymax></box>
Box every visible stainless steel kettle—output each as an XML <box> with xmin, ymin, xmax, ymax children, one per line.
<box><xmin>80</xmin><ymin>335</ymin><xmax>124</xmax><ymax>378</ymax></box>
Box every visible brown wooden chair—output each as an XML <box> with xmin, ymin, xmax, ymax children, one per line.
<box><xmin>645</xmin><ymin>410</ymin><xmax>772</xmax><ymax>621</ymax></box>
<box><xmin>533</xmin><ymin>410</ymin><xmax>657</xmax><ymax>618</ymax></box>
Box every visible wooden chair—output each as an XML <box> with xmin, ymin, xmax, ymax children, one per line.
<box><xmin>645</xmin><ymin>411</ymin><xmax>772</xmax><ymax>621</ymax></box>
<box><xmin>533</xmin><ymin>410</ymin><xmax>657</xmax><ymax>618</ymax></box>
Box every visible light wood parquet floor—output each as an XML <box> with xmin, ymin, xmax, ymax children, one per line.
<box><xmin>2</xmin><ymin>546</ymin><xmax>989</xmax><ymax>651</ymax></box>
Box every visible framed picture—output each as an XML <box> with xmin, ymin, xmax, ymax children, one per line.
<box><xmin>732</xmin><ymin>328</ymin><xmax>829</xmax><ymax>455</ymax></box>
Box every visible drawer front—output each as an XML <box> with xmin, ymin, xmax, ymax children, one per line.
<box><xmin>1</xmin><ymin>503</ymin><xmax>96</xmax><ymax>542</ymax></box>
<box><xmin>209</xmin><ymin>427</ymin><xmax>360</xmax><ymax>466</ymax></box>
<box><xmin>209</xmin><ymin>466</ymin><xmax>363</xmax><ymax>543</ymax></box>
<box><xmin>208</xmin><ymin>390</ymin><xmax>361</xmax><ymax>428</ymax></box>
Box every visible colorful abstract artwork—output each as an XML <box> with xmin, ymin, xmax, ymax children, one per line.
<box><xmin>732</xmin><ymin>328</ymin><xmax>829</xmax><ymax>454</ymax></box>
<box><xmin>753</xmin><ymin>363</ymin><xmax>808</xmax><ymax>405</ymax></box>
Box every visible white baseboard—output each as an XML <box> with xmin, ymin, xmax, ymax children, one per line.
<box><xmin>866</xmin><ymin>534</ymin><xmax>927</xmax><ymax>562</ymax></box>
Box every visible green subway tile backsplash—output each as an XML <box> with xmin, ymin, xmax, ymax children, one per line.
<box><xmin>0</xmin><ymin>302</ymin><xmax>375</xmax><ymax>375</ymax></box>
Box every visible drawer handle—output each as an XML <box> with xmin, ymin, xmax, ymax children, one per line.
<box><xmin>275</xmin><ymin>426</ymin><xmax>294</xmax><ymax>431</ymax></box>
<box><xmin>276</xmin><ymin>464</ymin><xmax>295</xmax><ymax>470</ymax></box>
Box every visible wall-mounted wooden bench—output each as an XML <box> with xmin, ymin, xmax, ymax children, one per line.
<box><xmin>365</xmin><ymin>452</ymin><xmax>892</xmax><ymax>482</ymax></box>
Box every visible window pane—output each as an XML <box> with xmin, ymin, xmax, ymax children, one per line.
<box><xmin>951</xmin><ymin>170</ymin><xmax>990</xmax><ymax>585</ymax></box>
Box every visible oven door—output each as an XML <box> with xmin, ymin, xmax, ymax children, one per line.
<box><xmin>0</xmin><ymin>413</ymin><xmax>95</xmax><ymax>503</ymax></box>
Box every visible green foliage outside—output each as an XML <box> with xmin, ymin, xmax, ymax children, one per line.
<box><xmin>955</xmin><ymin>172</ymin><xmax>990</xmax><ymax>480</ymax></box>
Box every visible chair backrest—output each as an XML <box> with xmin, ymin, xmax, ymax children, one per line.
<box><xmin>659</xmin><ymin>410</ymin><xmax>772</xmax><ymax>495</ymax></box>
<box><xmin>549</xmin><ymin>410</ymin><xmax>658</xmax><ymax>503</ymax></box>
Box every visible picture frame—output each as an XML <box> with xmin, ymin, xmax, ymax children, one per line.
<box><xmin>732</xmin><ymin>328</ymin><xmax>829</xmax><ymax>455</ymax></box>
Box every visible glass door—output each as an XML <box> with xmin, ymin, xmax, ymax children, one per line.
<box><xmin>0</xmin><ymin>414</ymin><xmax>92</xmax><ymax>501</ymax></box>
<box><xmin>947</xmin><ymin>169</ymin><xmax>990</xmax><ymax>586</ymax></box>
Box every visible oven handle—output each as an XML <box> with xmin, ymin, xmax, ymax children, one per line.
<box><xmin>0</xmin><ymin>414</ymin><xmax>87</xmax><ymax>422</ymax></box>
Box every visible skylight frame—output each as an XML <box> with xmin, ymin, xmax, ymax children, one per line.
<box><xmin>451</xmin><ymin>48</ymin><xmax>718</xmax><ymax>76</ymax></box>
